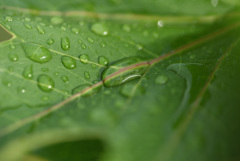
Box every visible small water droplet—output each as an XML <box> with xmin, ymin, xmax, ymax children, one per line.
<box><xmin>101</xmin><ymin>41</ymin><xmax>106</xmax><ymax>47</ymax></box>
<box><xmin>136</xmin><ymin>44</ymin><xmax>143</xmax><ymax>51</ymax></box>
<box><xmin>23</xmin><ymin>65</ymin><xmax>33</xmax><ymax>79</ymax></box>
<box><xmin>54</xmin><ymin>72</ymin><xmax>59</xmax><ymax>76</ymax></box>
<box><xmin>61</xmin><ymin>75</ymin><xmax>69</xmax><ymax>83</ymax></box>
<box><xmin>91</xmin><ymin>64</ymin><xmax>96</xmax><ymax>68</ymax></box>
<box><xmin>81</xmin><ymin>43</ymin><xmax>86</xmax><ymax>49</ymax></box>
<box><xmin>41</xmin><ymin>96</ymin><xmax>49</xmax><ymax>101</ymax></box>
<box><xmin>87</xmin><ymin>37</ymin><xmax>94</xmax><ymax>43</ymax></box>
<box><xmin>155</xmin><ymin>75</ymin><xmax>168</xmax><ymax>85</ymax></box>
<box><xmin>37</xmin><ymin>74</ymin><xmax>55</xmax><ymax>92</ymax></box>
<box><xmin>61</xmin><ymin>56</ymin><xmax>76</xmax><ymax>69</ymax></box>
<box><xmin>24</xmin><ymin>17</ymin><xmax>31</xmax><ymax>22</ymax></box>
<box><xmin>60</xmin><ymin>26</ymin><xmax>66</xmax><ymax>31</ymax></box>
<box><xmin>8</xmin><ymin>53</ymin><xmax>18</xmax><ymax>62</ymax></box>
<box><xmin>18</xmin><ymin>87</ymin><xmax>26</xmax><ymax>94</ymax></box>
<box><xmin>61</xmin><ymin>37</ymin><xmax>70</xmax><ymax>51</ymax></box>
<box><xmin>5</xmin><ymin>16</ymin><xmax>13</xmax><ymax>22</ymax></box>
<box><xmin>98</xmin><ymin>56</ymin><xmax>109</xmax><ymax>66</ymax></box>
<box><xmin>157</xmin><ymin>20</ymin><xmax>164</xmax><ymax>27</ymax></box>
<box><xmin>71</xmin><ymin>27</ymin><xmax>79</xmax><ymax>34</ymax></box>
<box><xmin>51</xmin><ymin>17</ymin><xmax>63</xmax><ymax>25</ymax></box>
<box><xmin>84</xmin><ymin>71</ymin><xmax>90</xmax><ymax>79</ymax></box>
<box><xmin>79</xmin><ymin>54</ymin><xmax>89</xmax><ymax>64</ymax></box>
<box><xmin>46</xmin><ymin>38</ymin><xmax>54</xmax><ymax>45</ymax></box>
<box><xmin>123</xmin><ymin>24</ymin><xmax>131</xmax><ymax>32</ymax></box>
<box><xmin>9</xmin><ymin>44</ymin><xmax>15</xmax><ymax>50</ymax></box>
<box><xmin>102</xmin><ymin>57</ymin><xmax>149</xmax><ymax>87</ymax></box>
<box><xmin>36</xmin><ymin>25</ymin><xmax>45</xmax><ymax>34</ymax></box>
<box><xmin>22</xmin><ymin>43</ymin><xmax>52</xmax><ymax>63</ymax></box>
<box><xmin>72</xmin><ymin>84</ymin><xmax>101</xmax><ymax>96</ymax></box>
<box><xmin>3</xmin><ymin>80</ymin><xmax>12</xmax><ymax>87</ymax></box>
<box><xmin>24</xmin><ymin>23</ymin><xmax>32</xmax><ymax>30</ymax></box>
<box><xmin>91</xmin><ymin>23</ymin><xmax>109</xmax><ymax>36</ymax></box>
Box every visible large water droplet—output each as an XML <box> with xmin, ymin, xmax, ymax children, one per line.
<box><xmin>98</xmin><ymin>56</ymin><xmax>109</xmax><ymax>66</ymax></box>
<box><xmin>79</xmin><ymin>54</ymin><xmax>89</xmax><ymax>64</ymax></box>
<box><xmin>72</xmin><ymin>84</ymin><xmax>101</xmax><ymax>97</ymax></box>
<box><xmin>91</xmin><ymin>23</ymin><xmax>109</xmax><ymax>36</ymax></box>
<box><xmin>36</xmin><ymin>25</ymin><xmax>45</xmax><ymax>34</ymax></box>
<box><xmin>22</xmin><ymin>43</ymin><xmax>52</xmax><ymax>63</ymax></box>
<box><xmin>84</xmin><ymin>71</ymin><xmax>90</xmax><ymax>79</ymax></box>
<box><xmin>23</xmin><ymin>65</ymin><xmax>33</xmax><ymax>79</ymax></box>
<box><xmin>61</xmin><ymin>37</ymin><xmax>70</xmax><ymax>51</ymax></box>
<box><xmin>50</xmin><ymin>17</ymin><xmax>63</xmax><ymax>25</ymax></box>
<box><xmin>37</xmin><ymin>74</ymin><xmax>55</xmax><ymax>92</ymax></box>
<box><xmin>61</xmin><ymin>56</ymin><xmax>76</xmax><ymax>69</ymax></box>
<box><xmin>155</xmin><ymin>75</ymin><xmax>168</xmax><ymax>85</ymax></box>
<box><xmin>46</xmin><ymin>38</ymin><xmax>54</xmax><ymax>45</ymax></box>
<box><xmin>102</xmin><ymin>57</ymin><xmax>149</xmax><ymax>87</ymax></box>
<box><xmin>8</xmin><ymin>53</ymin><xmax>18</xmax><ymax>62</ymax></box>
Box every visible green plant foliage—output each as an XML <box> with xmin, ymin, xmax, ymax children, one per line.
<box><xmin>0</xmin><ymin>0</ymin><xmax>240</xmax><ymax>161</ymax></box>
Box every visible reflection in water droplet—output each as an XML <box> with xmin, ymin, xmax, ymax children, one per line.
<box><xmin>8</xmin><ymin>53</ymin><xmax>18</xmax><ymax>62</ymax></box>
<box><xmin>98</xmin><ymin>56</ymin><xmax>109</xmax><ymax>66</ymax></box>
<box><xmin>23</xmin><ymin>65</ymin><xmax>33</xmax><ymax>79</ymax></box>
<box><xmin>61</xmin><ymin>56</ymin><xmax>76</xmax><ymax>69</ymax></box>
<box><xmin>61</xmin><ymin>37</ymin><xmax>70</xmax><ymax>51</ymax></box>
<box><xmin>79</xmin><ymin>54</ymin><xmax>89</xmax><ymax>64</ymax></box>
<box><xmin>51</xmin><ymin>17</ymin><xmax>63</xmax><ymax>25</ymax></box>
<box><xmin>91</xmin><ymin>23</ymin><xmax>109</xmax><ymax>36</ymax></box>
<box><xmin>36</xmin><ymin>25</ymin><xmax>45</xmax><ymax>34</ymax></box>
<box><xmin>61</xmin><ymin>75</ymin><xmax>69</xmax><ymax>83</ymax></box>
<box><xmin>72</xmin><ymin>84</ymin><xmax>101</xmax><ymax>97</ymax></box>
<box><xmin>87</xmin><ymin>37</ymin><xmax>94</xmax><ymax>43</ymax></box>
<box><xmin>84</xmin><ymin>71</ymin><xmax>90</xmax><ymax>79</ymax></box>
<box><xmin>155</xmin><ymin>75</ymin><xmax>168</xmax><ymax>85</ymax></box>
<box><xmin>37</xmin><ymin>74</ymin><xmax>55</xmax><ymax>92</ymax></box>
<box><xmin>22</xmin><ymin>43</ymin><xmax>52</xmax><ymax>64</ymax></box>
<box><xmin>47</xmin><ymin>38</ymin><xmax>54</xmax><ymax>45</ymax></box>
<box><xmin>102</xmin><ymin>57</ymin><xmax>149</xmax><ymax>87</ymax></box>
<box><xmin>24</xmin><ymin>23</ymin><xmax>32</xmax><ymax>30</ymax></box>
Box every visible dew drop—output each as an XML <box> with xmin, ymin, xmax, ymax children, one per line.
<box><xmin>8</xmin><ymin>53</ymin><xmax>18</xmax><ymax>62</ymax></box>
<box><xmin>18</xmin><ymin>87</ymin><xmax>26</xmax><ymax>94</ymax></box>
<box><xmin>79</xmin><ymin>54</ymin><xmax>89</xmax><ymax>64</ymax></box>
<box><xmin>72</xmin><ymin>84</ymin><xmax>101</xmax><ymax>96</ymax></box>
<box><xmin>123</xmin><ymin>24</ymin><xmax>131</xmax><ymax>32</ymax></box>
<box><xmin>87</xmin><ymin>37</ymin><xmax>94</xmax><ymax>43</ymax></box>
<box><xmin>61</xmin><ymin>37</ymin><xmax>70</xmax><ymax>51</ymax></box>
<box><xmin>102</xmin><ymin>57</ymin><xmax>149</xmax><ymax>87</ymax></box>
<box><xmin>61</xmin><ymin>75</ymin><xmax>69</xmax><ymax>83</ymax></box>
<box><xmin>46</xmin><ymin>38</ymin><xmax>54</xmax><ymax>45</ymax></box>
<box><xmin>98</xmin><ymin>56</ymin><xmax>109</xmax><ymax>66</ymax></box>
<box><xmin>71</xmin><ymin>27</ymin><xmax>80</xmax><ymax>34</ymax></box>
<box><xmin>22</xmin><ymin>65</ymin><xmax>33</xmax><ymax>79</ymax></box>
<box><xmin>5</xmin><ymin>16</ymin><xmax>13</xmax><ymax>22</ymax></box>
<box><xmin>36</xmin><ymin>25</ymin><xmax>45</xmax><ymax>34</ymax></box>
<box><xmin>61</xmin><ymin>56</ymin><xmax>76</xmax><ymax>69</ymax></box>
<box><xmin>157</xmin><ymin>20</ymin><xmax>164</xmax><ymax>28</ymax></box>
<box><xmin>91</xmin><ymin>64</ymin><xmax>96</xmax><ymax>68</ymax></box>
<box><xmin>155</xmin><ymin>75</ymin><xmax>168</xmax><ymax>85</ymax></box>
<box><xmin>81</xmin><ymin>43</ymin><xmax>86</xmax><ymax>49</ymax></box>
<box><xmin>51</xmin><ymin>17</ymin><xmax>63</xmax><ymax>25</ymax></box>
<box><xmin>84</xmin><ymin>71</ymin><xmax>90</xmax><ymax>79</ymax></box>
<box><xmin>24</xmin><ymin>23</ymin><xmax>32</xmax><ymax>30</ymax></box>
<box><xmin>24</xmin><ymin>17</ymin><xmax>31</xmax><ymax>22</ymax></box>
<box><xmin>136</xmin><ymin>44</ymin><xmax>143</xmax><ymax>51</ymax></box>
<box><xmin>101</xmin><ymin>41</ymin><xmax>106</xmax><ymax>47</ymax></box>
<box><xmin>54</xmin><ymin>72</ymin><xmax>59</xmax><ymax>76</ymax></box>
<box><xmin>91</xmin><ymin>23</ymin><xmax>109</xmax><ymax>36</ymax></box>
<box><xmin>37</xmin><ymin>74</ymin><xmax>55</xmax><ymax>92</ymax></box>
<box><xmin>22</xmin><ymin>43</ymin><xmax>52</xmax><ymax>63</ymax></box>
<box><xmin>10</xmin><ymin>44</ymin><xmax>15</xmax><ymax>50</ymax></box>
<box><xmin>61</xmin><ymin>26</ymin><xmax>66</xmax><ymax>31</ymax></box>
<box><xmin>3</xmin><ymin>80</ymin><xmax>12</xmax><ymax>87</ymax></box>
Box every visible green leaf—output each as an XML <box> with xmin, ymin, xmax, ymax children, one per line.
<box><xmin>0</xmin><ymin>1</ymin><xmax>240</xmax><ymax>161</ymax></box>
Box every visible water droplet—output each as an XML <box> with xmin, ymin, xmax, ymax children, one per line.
<box><xmin>54</xmin><ymin>72</ymin><xmax>59</xmax><ymax>76</ymax></box>
<box><xmin>101</xmin><ymin>41</ymin><xmax>106</xmax><ymax>47</ymax></box>
<box><xmin>79</xmin><ymin>54</ymin><xmax>89</xmax><ymax>64</ymax></box>
<box><xmin>18</xmin><ymin>87</ymin><xmax>26</xmax><ymax>94</ymax></box>
<box><xmin>3</xmin><ymin>80</ymin><xmax>12</xmax><ymax>87</ymax></box>
<box><xmin>123</xmin><ymin>24</ymin><xmax>131</xmax><ymax>32</ymax></box>
<box><xmin>81</xmin><ymin>43</ymin><xmax>86</xmax><ymax>49</ymax></box>
<box><xmin>5</xmin><ymin>16</ymin><xmax>13</xmax><ymax>22</ymax></box>
<box><xmin>91</xmin><ymin>23</ymin><xmax>109</xmax><ymax>36</ymax></box>
<box><xmin>61</xmin><ymin>56</ymin><xmax>76</xmax><ymax>69</ymax></box>
<box><xmin>51</xmin><ymin>17</ymin><xmax>63</xmax><ymax>25</ymax></box>
<box><xmin>211</xmin><ymin>0</ymin><xmax>218</xmax><ymax>7</ymax></box>
<box><xmin>24</xmin><ymin>17</ymin><xmax>31</xmax><ymax>22</ymax></box>
<box><xmin>136</xmin><ymin>44</ymin><xmax>143</xmax><ymax>51</ymax></box>
<box><xmin>155</xmin><ymin>75</ymin><xmax>168</xmax><ymax>85</ymax></box>
<box><xmin>23</xmin><ymin>65</ymin><xmax>33</xmax><ymax>79</ymax></box>
<box><xmin>24</xmin><ymin>23</ymin><xmax>32</xmax><ymax>30</ymax></box>
<box><xmin>102</xmin><ymin>57</ymin><xmax>149</xmax><ymax>87</ymax></box>
<box><xmin>41</xmin><ymin>68</ymin><xmax>49</xmax><ymax>72</ymax></box>
<box><xmin>36</xmin><ymin>25</ymin><xmax>45</xmax><ymax>34</ymax></box>
<box><xmin>84</xmin><ymin>71</ymin><xmax>90</xmax><ymax>79</ymax></box>
<box><xmin>8</xmin><ymin>53</ymin><xmax>18</xmax><ymax>62</ymax></box>
<box><xmin>157</xmin><ymin>20</ymin><xmax>164</xmax><ymax>27</ymax></box>
<box><xmin>61</xmin><ymin>26</ymin><xmax>66</xmax><ymax>31</ymax></box>
<box><xmin>22</xmin><ymin>43</ymin><xmax>52</xmax><ymax>63</ymax></box>
<box><xmin>10</xmin><ymin>44</ymin><xmax>15</xmax><ymax>50</ymax></box>
<box><xmin>41</xmin><ymin>96</ymin><xmax>49</xmax><ymax>101</ymax></box>
<box><xmin>61</xmin><ymin>75</ymin><xmax>69</xmax><ymax>83</ymax></box>
<box><xmin>61</xmin><ymin>37</ymin><xmax>70</xmax><ymax>51</ymax></box>
<box><xmin>71</xmin><ymin>27</ymin><xmax>79</xmax><ymax>34</ymax></box>
<box><xmin>91</xmin><ymin>64</ymin><xmax>96</xmax><ymax>68</ymax></box>
<box><xmin>98</xmin><ymin>56</ymin><xmax>109</xmax><ymax>66</ymax></box>
<box><xmin>87</xmin><ymin>37</ymin><xmax>94</xmax><ymax>43</ymax></box>
<box><xmin>72</xmin><ymin>84</ymin><xmax>101</xmax><ymax>96</ymax></box>
<box><xmin>46</xmin><ymin>38</ymin><xmax>54</xmax><ymax>45</ymax></box>
<box><xmin>37</xmin><ymin>74</ymin><xmax>55</xmax><ymax>92</ymax></box>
